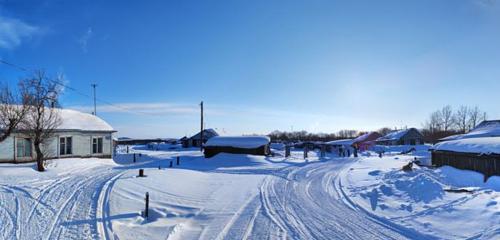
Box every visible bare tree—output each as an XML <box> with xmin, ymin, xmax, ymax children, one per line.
<box><xmin>468</xmin><ymin>106</ymin><xmax>487</xmax><ymax>130</ymax></box>
<box><xmin>454</xmin><ymin>105</ymin><xmax>469</xmax><ymax>133</ymax></box>
<box><xmin>19</xmin><ymin>71</ymin><xmax>63</xmax><ymax>172</ymax></box>
<box><xmin>425</xmin><ymin>110</ymin><xmax>442</xmax><ymax>133</ymax></box>
<box><xmin>337</xmin><ymin>129</ymin><xmax>358</xmax><ymax>139</ymax></box>
<box><xmin>377</xmin><ymin>127</ymin><xmax>392</xmax><ymax>136</ymax></box>
<box><xmin>0</xmin><ymin>84</ymin><xmax>28</xmax><ymax>142</ymax></box>
<box><xmin>440</xmin><ymin>105</ymin><xmax>454</xmax><ymax>132</ymax></box>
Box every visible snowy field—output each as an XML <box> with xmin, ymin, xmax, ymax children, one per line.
<box><xmin>341</xmin><ymin>147</ymin><xmax>500</xmax><ymax>239</ymax></box>
<box><xmin>0</xmin><ymin>144</ymin><xmax>499</xmax><ymax>239</ymax></box>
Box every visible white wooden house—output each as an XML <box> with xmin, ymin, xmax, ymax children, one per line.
<box><xmin>0</xmin><ymin>108</ymin><xmax>116</xmax><ymax>163</ymax></box>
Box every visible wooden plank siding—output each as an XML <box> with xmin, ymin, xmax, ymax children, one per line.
<box><xmin>432</xmin><ymin>150</ymin><xmax>500</xmax><ymax>180</ymax></box>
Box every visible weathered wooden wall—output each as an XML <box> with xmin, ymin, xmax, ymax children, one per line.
<box><xmin>432</xmin><ymin>151</ymin><xmax>500</xmax><ymax>180</ymax></box>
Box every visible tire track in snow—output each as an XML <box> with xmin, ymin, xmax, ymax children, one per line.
<box><xmin>0</xmin><ymin>165</ymin><xmax>123</xmax><ymax>240</ymax></box>
<box><xmin>0</xmin><ymin>186</ymin><xmax>18</xmax><ymax>239</ymax></box>
<box><xmin>226</xmin><ymin>159</ymin><xmax>437</xmax><ymax>239</ymax></box>
<box><xmin>47</xmin><ymin>168</ymin><xmax>122</xmax><ymax>240</ymax></box>
<box><xmin>97</xmin><ymin>170</ymin><xmax>128</xmax><ymax>240</ymax></box>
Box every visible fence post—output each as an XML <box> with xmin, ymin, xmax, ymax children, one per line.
<box><xmin>169</xmin><ymin>161</ymin><xmax>173</xmax><ymax>168</ymax></box>
<box><xmin>133</xmin><ymin>153</ymin><xmax>136</xmax><ymax>163</ymax></box>
<box><xmin>304</xmin><ymin>146</ymin><xmax>308</xmax><ymax>159</ymax></box>
<box><xmin>285</xmin><ymin>146</ymin><xmax>290</xmax><ymax>158</ymax></box>
<box><xmin>139</xmin><ymin>169</ymin><xmax>144</xmax><ymax>177</ymax></box>
<box><xmin>127</xmin><ymin>146</ymin><xmax>129</xmax><ymax>154</ymax></box>
<box><xmin>144</xmin><ymin>192</ymin><xmax>149</xmax><ymax>218</ymax></box>
<box><xmin>176</xmin><ymin>156</ymin><xmax>180</xmax><ymax>165</ymax></box>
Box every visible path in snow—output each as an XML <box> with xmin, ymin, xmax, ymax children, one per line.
<box><xmin>1</xmin><ymin>155</ymin><xmax>440</xmax><ymax>240</ymax></box>
<box><xmin>0</xmin><ymin>165</ymin><xmax>121</xmax><ymax>240</ymax></box>
<box><xmin>220</xmin><ymin>158</ymin><xmax>436</xmax><ymax>240</ymax></box>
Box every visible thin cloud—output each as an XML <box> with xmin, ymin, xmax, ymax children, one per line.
<box><xmin>78</xmin><ymin>27</ymin><xmax>93</xmax><ymax>53</ymax></box>
<box><xmin>69</xmin><ymin>102</ymin><xmax>212</xmax><ymax>116</ymax></box>
<box><xmin>0</xmin><ymin>15</ymin><xmax>38</xmax><ymax>50</ymax></box>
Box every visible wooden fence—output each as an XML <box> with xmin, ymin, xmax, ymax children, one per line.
<box><xmin>432</xmin><ymin>151</ymin><xmax>500</xmax><ymax>181</ymax></box>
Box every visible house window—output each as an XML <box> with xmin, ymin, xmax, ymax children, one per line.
<box><xmin>93</xmin><ymin>137</ymin><xmax>103</xmax><ymax>154</ymax></box>
<box><xmin>60</xmin><ymin>137</ymin><xmax>72</xmax><ymax>155</ymax></box>
<box><xmin>16</xmin><ymin>138</ymin><xmax>32</xmax><ymax>158</ymax></box>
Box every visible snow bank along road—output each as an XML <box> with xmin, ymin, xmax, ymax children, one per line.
<box><xmin>220</xmin><ymin>158</ymin><xmax>434</xmax><ymax>240</ymax></box>
<box><xmin>1</xmin><ymin>156</ymin><xmax>436</xmax><ymax>240</ymax></box>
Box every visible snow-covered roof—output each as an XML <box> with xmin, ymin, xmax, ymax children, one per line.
<box><xmin>205</xmin><ymin>136</ymin><xmax>270</xmax><ymax>149</ymax></box>
<box><xmin>433</xmin><ymin>137</ymin><xmax>500</xmax><ymax>155</ymax></box>
<box><xmin>326</xmin><ymin>139</ymin><xmax>354</xmax><ymax>146</ymax></box>
<box><xmin>352</xmin><ymin>132</ymin><xmax>381</xmax><ymax>143</ymax></box>
<box><xmin>57</xmin><ymin>109</ymin><xmax>114</xmax><ymax>132</ymax></box>
<box><xmin>439</xmin><ymin>120</ymin><xmax>500</xmax><ymax>142</ymax></box>
<box><xmin>377</xmin><ymin>128</ymin><xmax>419</xmax><ymax>141</ymax></box>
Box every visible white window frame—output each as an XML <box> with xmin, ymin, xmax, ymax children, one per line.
<box><xmin>16</xmin><ymin>138</ymin><xmax>32</xmax><ymax>158</ymax></box>
<box><xmin>92</xmin><ymin>137</ymin><xmax>103</xmax><ymax>154</ymax></box>
<box><xmin>60</xmin><ymin>136</ymin><xmax>73</xmax><ymax>155</ymax></box>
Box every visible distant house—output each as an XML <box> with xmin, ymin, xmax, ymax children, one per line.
<box><xmin>181</xmin><ymin>128</ymin><xmax>219</xmax><ymax>148</ymax></box>
<box><xmin>203</xmin><ymin>136</ymin><xmax>271</xmax><ymax>158</ymax></box>
<box><xmin>326</xmin><ymin>139</ymin><xmax>354</xmax><ymax>153</ymax></box>
<box><xmin>432</xmin><ymin>120</ymin><xmax>500</xmax><ymax>179</ymax></box>
<box><xmin>352</xmin><ymin>132</ymin><xmax>382</xmax><ymax>151</ymax></box>
<box><xmin>326</xmin><ymin>139</ymin><xmax>354</xmax><ymax>147</ymax></box>
<box><xmin>0</xmin><ymin>109</ymin><xmax>116</xmax><ymax>163</ymax></box>
<box><xmin>376</xmin><ymin>128</ymin><xmax>424</xmax><ymax>146</ymax></box>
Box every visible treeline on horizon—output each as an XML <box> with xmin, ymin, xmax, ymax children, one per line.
<box><xmin>268</xmin><ymin>105</ymin><xmax>489</xmax><ymax>144</ymax></box>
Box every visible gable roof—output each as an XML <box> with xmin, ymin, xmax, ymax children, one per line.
<box><xmin>377</xmin><ymin>128</ymin><xmax>421</xmax><ymax>141</ymax></box>
<box><xmin>352</xmin><ymin>132</ymin><xmax>382</xmax><ymax>144</ymax></box>
<box><xmin>190</xmin><ymin>128</ymin><xmax>219</xmax><ymax>140</ymax></box>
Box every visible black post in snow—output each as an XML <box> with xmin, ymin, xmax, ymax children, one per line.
<box><xmin>144</xmin><ymin>192</ymin><xmax>149</xmax><ymax>218</ymax></box>
<box><xmin>200</xmin><ymin>101</ymin><xmax>204</xmax><ymax>152</ymax></box>
<box><xmin>176</xmin><ymin>156</ymin><xmax>180</xmax><ymax>165</ymax></box>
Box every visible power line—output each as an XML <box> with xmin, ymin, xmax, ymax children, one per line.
<box><xmin>0</xmin><ymin>59</ymin><xmax>159</xmax><ymax>116</ymax></box>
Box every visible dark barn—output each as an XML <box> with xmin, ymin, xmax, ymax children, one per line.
<box><xmin>203</xmin><ymin>136</ymin><xmax>271</xmax><ymax>158</ymax></box>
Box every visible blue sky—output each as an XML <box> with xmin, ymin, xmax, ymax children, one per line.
<box><xmin>1</xmin><ymin>0</ymin><xmax>499</xmax><ymax>138</ymax></box>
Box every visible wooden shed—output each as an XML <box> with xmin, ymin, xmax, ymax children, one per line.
<box><xmin>432</xmin><ymin>137</ymin><xmax>500</xmax><ymax>180</ymax></box>
<box><xmin>203</xmin><ymin>136</ymin><xmax>271</xmax><ymax>158</ymax></box>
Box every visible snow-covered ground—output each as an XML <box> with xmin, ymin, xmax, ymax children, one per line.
<box><xmin>1</xmin><ymin>144</ymin><xmax>499</xmax><ymax>239</ymax></box>
<box><xmin>341</xmin><ymin>147</ymin><xmax>500</xmax><ymax>239</ymax></box>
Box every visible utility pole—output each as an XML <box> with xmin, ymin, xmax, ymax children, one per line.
<box><xmin>91</xmin><ymin>83</ymin><xmax>97</xmax><ymax>115</ymax></box>
<box><xmin>200</xmin><ymin>101</ymin><xmax>204</xmax><ymax>152</ymax></box>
